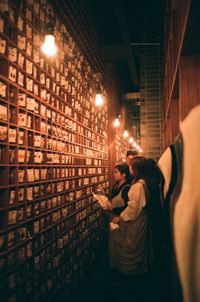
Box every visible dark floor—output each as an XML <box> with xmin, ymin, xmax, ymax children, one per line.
<box><xmin>75</xmin><ymin>249</ymin><xmax>170</xmax><ymax>302</ymax></box>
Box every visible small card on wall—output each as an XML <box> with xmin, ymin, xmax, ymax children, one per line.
<box><xmin>18</xmin><ymin>188</ymin><xmax>24</xmax><ymax>201</ymax></box>
<box><xmin>8</xmin><ymin>47</ymin><xmax>17</xmax><ymax>62</ymax></box>
<box><xmin>18</xmin><ymin>52</ymin><xmax>25</xmax><ymax>68</ymax></box>
<box><xmin>26</xmin><ymin>42</ymin><xmax>32</xmax><ymax>57</ymax></box>
<box><xmin>26</xmin><ymin>24</ymin><xmax>32</xmax><ymax>39</ymax></box>
<box><xmin>8</xmin><ymin>210</ymin><xmax>17</xmax><ymax>225</ymax></box>
<box><xmin>18</xmin><ymin>34</ymin><xmax>26</xmax><ymax>50</ymax></box>
<box><xmin>34</xmin><ymin>169</ymin><xmax>40</xmax><ymax>181</ymax></box>
<box><xmin>34</xmin><ymin>135</ymin><xmax>41</xmax><ymax>147</ymax></box>
<box><xmin>26</xmin><ymin>77</ymin><xmax>33</xmax><ymax>92</ymax></box>
<box><xmin>18</xmin><ymin>93</ymin><xmax>26</xmax><ymax>107</ymax></box>
<box><xmin>27</xmin><ymin>97</ymin><xmax>35</xmax><ymax>111</ymax></box>
<box><xmin>9</xmin><ymin>190</ymin><xmax>15</xmax><ymax>205</ymax></box>
<box><xmin>33</xmin><ymin>65</ymin><xmax>37</xmax><ymax>78</ymax></box>
<box><xmin>34</xmin><ymin>151</ymin><xmax>43</xmax><ymax>163</ymax></box>
<box><xmin>26</xmin><ymin>60</ymin><xmax>33</xmax><ymax>74</ymax></box>
<box><xmin>0</xmin><ymin>38</ymin><xmax>6</xmax><ymax>54</ymax></box>
<box><xmin>40</xmin><ymin>89</ymin><xmax>46</xmax><ymax>100</ymax></box>
<box><xmin>18</xmin><ymin>131</ymin><xmax>24</xmax><ymax>145</ymax></box>
<box><xmin>18</xmin><ymin>113</ymin><xmax>26</xmax><ymax>127</ymax></box>
<box><xmin>33</xmin><ymin>50</ymin><xmax>39</xmax><ymax>63</ymax></box>
<box><xmin>40</xmin><ymin>104</ymin><xmax>46</xmax><ymax>117</ymax></box>
<box><xmin>27</xmin><ymin>187</ymin><xmax>33</xmax><ymax>201</ymax></box>
<box><xmin>18</xmin><ymin>149</ymin><xmax>25</xmax><ymax>163</ymax></box>
<box><xmin>27</xmin><ymin>169</ymin><xmax>34</xmax><ymax>182</ymax></box>
<box><xmin>34</xmin><ymin>83</ymin><xmax>39</xmax><ymax>95</ymax></box>
<box><xmin>0</xmin><ymin>125</ymin><xmax>7</xmax><ymax>141</ymax></box>
<box><xmin>18</xmin><ymin>72</ymin><xmax>24</xmax><ymax>87</ymax></box>
<box><xmin>8</xmin><ymin>128</ymin><xmax>17</xmax><ymax>143</ymax></box>
<box><xmin>0</xmin><ymin>104</ymin><xmax>7</xmax><ymax>121</ymax></box>
<box><xmin>18</xmin><ymin>169</ymin><xmax>25</xmax><ymax>183</ymax></box>
<box><xmin>18</xmin><ymin>15</ymin><xmax>23</xmax><ymax>31</ymax></box>
<box><xmin>34</xmin><ymin>101</ymin><xmax>39</xmax><ymax>114</ymax></box>
<box><xmin>40</xmin><ymin>73</ymin><xmax>45</xmax><ymax>85</ymax></box>
<box><xmin>8</xmin><ymin>66</ymin><xmax>17</xmax><ymax>82</ymax></box>
<box><xmin>0</xmin><ymin>81</ymin><xmax>6</xmax><ymax>97</ymax></box>
<box><xmin>33</xmin><ymin>33</ymin><xmax>40</xmax><ymax>46</ymax></box>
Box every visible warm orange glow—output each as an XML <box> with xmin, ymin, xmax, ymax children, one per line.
<box><xmin>41</xmin><ymin>35</ymin><xmax>57</xmax><ymax>56</ymax></box>
<box><xmin>129</xmin><ymin>137</ymin><xmax>134</xmax><ymax>144</ymax></box>
<box><xmin>123</xmin><ymin>130</ymin><xmax>129</xmax><ymax>138</ymax></box>
<box><xmin>113</xmin><ymin>118</ymin><xmax>120</xmax><ymax>127</ymax></box>
<box><xmin>95</xmin><ymin>93</ymin><xmax>104</xmax><ymax>106</ymax></box>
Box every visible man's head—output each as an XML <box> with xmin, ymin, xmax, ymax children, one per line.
<box><xmin>126</xmin><ymin>150</ymin><xmax>138</xmax><ymax>166</ymax></box>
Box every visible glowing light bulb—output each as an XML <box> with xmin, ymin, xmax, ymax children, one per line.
<box><xmin>41</xmin><ymin>35</ymin><xmax>57</xmax><ymax>56</ymax></box>
<box><xmin>113</xmin><ymin>118</ymin><xmax>120</xmax><ymax>128</ymax></box>
<box><xmin>139</xmin><ymin>148</ymin><xmax>142</xmax><ymax>153</ymax></box>
<box><xmin>133</xmin><ymin>142</ymin><xmax>137</xmax><ymax>147</ymax></box>
<box><xmin>95</xmin><ymin>93</ymin><xmax>104</xmax><ymax>106</ymax></box>
<box><xmin>129</xmin><ymin>137</ymin><xmax>134</xmax><ymax>144</ymax></box>
<box><xmin>123</xmin><ymin>130</ymin><xmax>129</xmax><ymax>138</ymax></box>
<box><xmin>136</xmin><ymin>145</ymin><xmax>140</xmax><ymax>151</ymax></box>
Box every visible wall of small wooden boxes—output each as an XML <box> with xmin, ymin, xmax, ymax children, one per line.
<box><xmin>0</xmin><ymin>0</ymin><xmax>108</xmax><ymax>301</ymax></box>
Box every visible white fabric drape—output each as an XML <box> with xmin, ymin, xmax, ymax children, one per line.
<box><xmin>174</xmin><ymin>105</ymin><xmax>200</xmax><ymax>302</ymax></box>
<box><xmin>158</xmin><ymin>147</ymin><xmax>172</xmax><ymax>199</ymax></box>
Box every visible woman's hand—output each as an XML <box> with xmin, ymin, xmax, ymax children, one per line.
<box><xmin>111</xmin><ymin>216</ymin><xmax>121</xmax><ymax>224</ymax></box>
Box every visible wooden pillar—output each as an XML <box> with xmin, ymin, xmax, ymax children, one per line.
<box><xmin>106</xmin><ymin>63</ymin><xmax>121</xmax><ymax>191</ymax></box>
<box><xmin>179</xmin><ymin>55</ymin><xmax>200</xmax><ymax>120</ymax></box>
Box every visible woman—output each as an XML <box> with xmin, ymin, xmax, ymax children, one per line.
<box><xmin>109</xmin><ymin>157</ymin><xmax>152</xmax><ymax>276</ymax></box>
<box><xmin>110</xmin><ymin>164</ymin><xmax>131</xmax><ymax>216</ymax></box>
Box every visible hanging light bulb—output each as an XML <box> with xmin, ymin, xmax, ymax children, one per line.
<box><xmin>136</xmin><ymin>145</ymin><xmax>140</xmax><ymax>151</ymax></box>
<box><xmin>139</xmin><ymin>148</ymin><xmax>143</xmax><ymax>153</ymax></box>
<box><xmin>129</xmin><ymin>137</ymin><xmax>134</xmax><ymax>144</ymax></box>
<box><xmin>41</xmin><ymin>10</ymin><xmax>57</xmax><ymax>57</ymax></box>
<box><xmin>113</xmin><ymin>118</ymin><xmax>120</xmax><ymax>128</ymax></box>
<box><xmin>95</xmin><ymin>73</ymin><xmax>104</xmax><ymax>107</ymax></box>
<box><xmin>133</xmin><ymin>142</ymin><xmax>137</xmax><ymax>148</ymax></box>
<box><xmin>95</xmin><ymin>93</ymin><xmax>104</xmax><ymax>106</ymax></box>
<box><xmin>42</xmin><ymin>34</ymin><xmax>57</xmax><ymax>56</ymax></box>
<box><xmin>123</xmin><ymin>130</ymin><xmax>129</xmax><ymax>138</ymax></box>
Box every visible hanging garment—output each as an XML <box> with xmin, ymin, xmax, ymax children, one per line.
<box><xmin>173</xmin><ymin>105</ymin><xmax>200</xmax><ymax>302</ymax></box>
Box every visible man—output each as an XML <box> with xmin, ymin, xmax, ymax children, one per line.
<box><xmin>126</xmin><ymin>150</ymin><xmax>138</xmax><ymax>179</ymax></box>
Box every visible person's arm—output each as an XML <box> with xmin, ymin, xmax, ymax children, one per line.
<box><xmin>120</xmin><ymin>182</ymin><xmax>146</xmax><ymax>222</ymax></box>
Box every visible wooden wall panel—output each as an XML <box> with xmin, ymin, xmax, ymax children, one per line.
<box><xmin>179</xmin><ymin>55</ymin><xmax>200</xmax><ymax>120</ymax></box>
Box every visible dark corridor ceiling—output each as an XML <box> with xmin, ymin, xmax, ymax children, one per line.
<box><xmin>84</xmin><ymin>0</ymin><xmax>165</xmax><ymax>93</ymax></box>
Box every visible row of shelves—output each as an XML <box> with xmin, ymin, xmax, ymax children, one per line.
<box><xmin>0</xmin><ymin>0</ymin><xmax>108</xmax><ymax>300</ymax></box>
<box><xmin>0</xmin><ymin>218</ymin><xmax>107</xmax><ymax>302</ymax></box>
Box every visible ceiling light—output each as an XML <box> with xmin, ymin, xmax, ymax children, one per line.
<box><xmin>113</xmin><ymin>118</ymin><xmax>120</xmax><ymax>128</ymax></box>
<box><xmin>123</xmin><ymin>130</ymin><xmax>129</xmax><ymax>138</ymax></box>
<box><xmin>129</xmin><ymin>137</ymin><xmax>134</xmax><ymax>144</ymax></box>
<box><xmin>95</xmin><ymin>93</ymin><xmax>104</xmax><ymax>106</ymax></box>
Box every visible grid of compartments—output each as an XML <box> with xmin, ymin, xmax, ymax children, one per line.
<box><xmin>0</xmin><ymin>0</ymin><xmax>108</xmax><ymax>301</ymax></box>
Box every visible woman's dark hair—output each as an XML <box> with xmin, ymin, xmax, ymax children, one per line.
<box><xmin>132</xmin><ymin>156</ymin><xmax>148</xmax><ymax>183</ymax></box>
<box><xmin>115</xmin><ymin>163</ymin><xmax>131</xmax><ymax>184</ymax></box>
